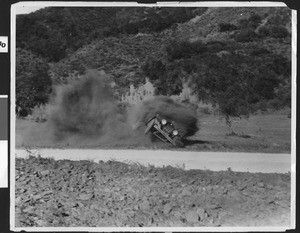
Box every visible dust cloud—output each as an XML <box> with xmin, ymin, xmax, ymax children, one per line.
<box><xmin>130</xmin><ymin>96</ymin><xmax>199</xmax><ymax>138</ymax></box>
<box><xmin>18</xmin><ymin>70</ymin><xmax>199</xmax><ymax>148</ymax></box>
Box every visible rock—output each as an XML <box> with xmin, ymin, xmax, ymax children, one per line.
<box><xmin>40</xmin><ymin>170</ymin><xmax>50</xmax><ymax>176</ymax></box>
<box><xmin>35</xmin><ymin>219</ymin><xmax>47</xmax><ymax>227</ymax></box>
<box><xmin>33</xmin><ymin>194</ymin><xmax>42</xmax><ymax>201</ymax></box>
<box><xmin>104</xmin><ymin>188</ymin><xmax>111</xmax><ymax>193</ymax></box>
<box><xmin>90</xmin><ymin>204</ymin><xmax>100</xmax><ymax>210</ymax></box>
<box><xmin>15</xmin><ymin>196</ymin><xmax>21</xmax><ymax>204</ymax></box>
<box><xmin>41</xmin><ymin>190</ymin><xmax>53</xmax><ymax>196</ymax></box>
<box><xmin>139</xmin><ymin>200</ymin><xmax>151</xmax><ymax>211</ymax></box>
<box><xmin>185</xmin><ymin>210</ymin><xmax>199</xmax><ymax>223</ymax></box>
<box><xmin>77</xmin><ymin>202</ymin><xmax>84</xmax><ymax>207</ymax></box>
<box><xmin>180</xmin><ymin>188</ymin><xmax>192</xmax><ymax>197</ymax></box>
<box><xmin>77</xmin><ymin>193</ymin><xmax>93</xmax><ymax>201</ymax></box>
<box><xmin>208</xmin><ymin>218</ymin><xmax>214</xmax><ymax>225</ymax></box>
<box><xmin>218</xmin><ymin>210</ymin><xmax>227</xmax><ymax>219</ymax></box>
<box><xmin>147</xmin><ymin>217</ymin><xmax>154</xmax><ymax>226</ymax></box>
<box><xmin>23</xmin><ymin>206</ymin><xmax>35</xmax><ymax>213</ymax></box>
<box><xmin>163</xmin><ymin>203</ymin><xmax>172</xmax><ymax>214</ymax></box>
<box><xmin>173</xmin><ymin>211</ymin><xmax>181</xmax><ymax>219</ymax></box>
<box><xmin>61</xmin><ymin>192</ymin><xmax>70</xmax><ymax>198</ymax></box>
<box><xmin>207</xmin><ymin>204</ymin><xmax>222</xmax><ymax>210</ymax></box>
<box><xmin>196</xmin><ymin>207</ymin><xmax>206</xmax><ymax>221</ymax></box>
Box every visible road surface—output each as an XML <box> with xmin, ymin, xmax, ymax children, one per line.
<box><xmin>15</xmin><ymin>149</ymin><xmax>291</xmax><ymax>173</ymax></box>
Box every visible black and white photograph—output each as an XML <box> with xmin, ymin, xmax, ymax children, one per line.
<box><xmin>11</xmin><ymin>1</ymin><xmax>296</xmax><ymax>230</ymax></box>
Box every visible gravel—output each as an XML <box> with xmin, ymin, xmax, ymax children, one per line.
<box><xmin>15</xmin><ymin>156</ymin><xmax>291</xmax><ymax>227</ymax></box>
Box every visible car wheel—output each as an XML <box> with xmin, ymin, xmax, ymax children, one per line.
<box><xmin>173</xmin><ymin>136</ymin><xmax>185</xmax><ymax>147</ymax></box>
<box><xmin>144</xmin><ymin>119</ymin><xmax>155</xmax><ymax>134</ymax></box>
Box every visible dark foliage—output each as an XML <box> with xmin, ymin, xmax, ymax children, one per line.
<box><xmin>234</xmin><ymin>29</ymin><xmax>258</xmax><ymax>42</ymax></box>
<box><xmin>144</xmin><ymin>35</ymin><xmax>291</xmax><ymax>122</ymax></box>
<box><xmin>258</xmin><ymin>25</ymin><xmax>289</xmax><ymax>38</ymax></box>
<box><xmin>219</xmin><ymin>23</ymin><xmax>238</xmax><ymax>32</ymax></box>
<box><xmin>17</xmin><ymin>7</ymin><xmax>204</xmax><ymax>62</ymax></box>
<box><xmin>269</xmin><ymin>25</ymin><xmax>290</xmax><ymax>38</ymax></box>
<box><xmin>206</xmin><ymin>41</ymin><xmax>226</xmax><ymax>53</ymax></box>
<box><xmin>116</xmin><ymin>7</ymin><xmax>203</xmax><ymax>34</ymax></box>
<box><xmin>257</xmin><ymin>26</ymin><xmax>271</xmax><ymax>37</ymax></box>
<box><xmin>142</xmin><ymin>59</ymin><xmax>166</xmax><ymax>81</ymax></box>
<box><xmin>250</xmin><ymin>47</ymin><xmax>270</xmax><ymax>56</ymax></box>
<box><xmin>166</xmin><ymin>40</ymin><xmax>208</xmax><ymax>61</ymax></box>
<box><xmin>16</xmin><ymin>7</ymin><xmax>291</xmax><ymax>123</ymax></box>
<box><xmin>142</xmin><ymin>59</ymin><xmax>184</xmax><ymax>96</ymax></box>
<box><xmin>238</xmin><ymin>14</ymin><xmax>262</xmax><ymax>30</ymax></box>
<box><xmin>16</xmin><ymin>48</ymin><xmax>52</xmax><ymax>117</ymax></box>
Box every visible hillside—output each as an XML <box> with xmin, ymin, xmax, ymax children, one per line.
<box><xmin>49</xmin><ymin>34</ymin><xmax>167</xmax><ymax>88</ymax></box>
<box><xmin>16</xmin><ymin>7</ymin><xmax>204</xmax><ymax>62</ymax></box>
<box><xmin>16</xmin><ymin>6</ymin><xmax>292</xmax><ymax>118</ymax></box>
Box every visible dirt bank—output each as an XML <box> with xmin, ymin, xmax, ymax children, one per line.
<box><xmin>15</xmin><ymin>156</ymin><xmax>291</xmax><ymax>227</ymax></box>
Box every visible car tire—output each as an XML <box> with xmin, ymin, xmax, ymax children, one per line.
<box><xmin>173</xmin><ymin>136</ymin><xmax>185</xmax><ymax>147</ymax></box>
<box><xmin>144</xmin><ymin>119</ymin><xmax>155</xmax><ymax>134</ymax></box>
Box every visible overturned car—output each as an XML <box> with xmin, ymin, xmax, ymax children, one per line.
<box><xmin>144</xmin><ymin>114</ymin><xmax>184</xmax><ymax>147</ymax></box>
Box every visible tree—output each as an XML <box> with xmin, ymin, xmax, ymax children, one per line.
<box><xmin>16</xmin><ymin>48</ymin><xmax>52</xmax><ymax>117</ymax></box>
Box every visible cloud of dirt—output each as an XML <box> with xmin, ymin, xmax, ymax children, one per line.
<box><xmin>17</xmin><ymin>70</ymin><xmax>199</xmax><ymax>148</ymax></box>
<box><xmin>46</xmin><ymin>70</ymin><xmax>151</xmax><ymax>147</ymax></box>
<box><xmin>129</xmin><ymin>96</ymin><xmax>199</xmax><ymax>138</ymax></box>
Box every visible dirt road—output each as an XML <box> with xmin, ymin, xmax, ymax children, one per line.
<box><xmin>15</xmin><ymin>149</ymin><xmax>291</xmax><ymax>173</ymax></box>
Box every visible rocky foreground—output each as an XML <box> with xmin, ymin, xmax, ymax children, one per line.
<box><xmin>15</xmin><ymin>156</ymin><xmax>291</xmax><ymax>227</ymax></box>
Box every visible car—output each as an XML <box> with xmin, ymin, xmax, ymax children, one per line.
<box><xmin>144</xmin><ymin>114</ymin><xmax>184</xmax><ymax>147</ymax></box>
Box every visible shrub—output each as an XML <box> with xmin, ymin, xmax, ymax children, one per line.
<box><xmin>219</xmin><ymin>23</ymin><xmax>238</xmax><ymax>32</ymax></box>
<box><xmin>166</xmin><ymin>40</ymin><xmax>207</xmax><ymax>61</ymax></box>
<box><xmin>152</xmin><ymin>69</ymin><xmax>184</xmax><ymax>96</ymax></box>
<box><xmin>188</xmin><ymin>52</ymin><xmax>289</xmax><ymax>126</ymax></box>
<box><xmin>250</xmin><ymin>47</ymin><xmax>270</xmax><ymax>56</ymax></box>
<box><xmin>247</xmin><ymin>14</ymin><xmax>262</xmax><ymax>29</ymax></box>
<box><xmin>269</xmin><ymin>25</ymin><xmax>290</xmax><ymax>38</ymax></box>
<box><xmin>258</xmin><ymin>26</ymin><xmax>271</xmax><ymax>37</ymax></box>
<box><xmin>238</xmin><ymin>14</ymin><xmax>262</xmax><ymax>30</ymax></box>
<box><xmin>267</xmin><ymin>13</ymin><xmax>290</xmax><ymax>26</ymax></box>
<box><xmin>207</xmin><ymin>42</ymin><xmax>224</xmax><ymax>53</ymax></box>
<box><xmin>142</xmin><ymin>59</ymin><xmax>166</xmax><ymax>81</ymax></box>
<box><xmin>16</xmin><ymin>48</ymin><xmax>52</xmax><ymax>117</ymax></box>
<box><xmin>234</xmin><ymin>29</ymin><xmax>258</xmax><ymax>42</ymax></box>
<box><xmin>258</xmin><ymin>25</ymin><xmax>289</xmax><ymax>38</ymax></box>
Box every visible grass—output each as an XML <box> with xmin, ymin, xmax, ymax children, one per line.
<box><xmin>15</xmin><ymin>111</ymin><xmax>291</xmax><ymax>153</ymax></box>
<box><xmin>193</xmin><ymin>112</ymin><xmax>291</xmax><ymax>153</ymax></box>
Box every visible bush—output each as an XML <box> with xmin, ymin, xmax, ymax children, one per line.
<box><xmin>207</xmin><ymin>42</ymin><xmax>224</xmax><ymax>53</ymax></box>
<box><xmin>234</xmin><ymin>29</ymin><xmax>258</xmax><ymax>42</ymax></box>
<box><xmin>142</xmin><ymin>59</ymin><xmax>166</xmax><ymax>81</ymax></box>
<box><xmin>258</xmin><ymin>26</ymin><xmax>271</xmax><ymax>37</ymax></box>
<box><xmin>258</xmin><ymin>25</ymin><xmax>289</xmax><ymax>39</ymax></box>
<box><xmin>269</xmin><ymin>25</ymin><xmax>290</xmax><ymax>38</ymax></box>
<box><xmin>238</xmin><ymin>14</ymin><xmax>262</xmax><ymax>30</ymax></box>
<box><xmin>16</xmin><ymin>48</ymin><xmax>52</xmax><ymax>117</ymax></box>
<box><xmin>247</xmin><ymin>14</ymin><xmax>262</xmax><ymax>29</ymax></box>
<box><xmin>166</xmin><ymin>40</ymin><xmax>207</xmax><ymax>61</ymax></box>
<box><xmin>267</xmin><ymin>13</ymin><xmax>290</xmax><ymax>26</ymax></box>
<box><xmin>250</xmin><ymin>47</ymin><xmax>270</xmax><ymax>56</ymax></box>
<box><xmin>219</xmin><ymin>23</ymin><xmax>238</xmax><ymax>32</ymax></box>
<box><xmin>188</xmin><ymin>52</ymin><xmax>289</xmax><ymax>125</ymax></box>
<box><xmin>154</xmin><ymin>70</ymin><xmax>183</xmax><ymax>96</ymax></box>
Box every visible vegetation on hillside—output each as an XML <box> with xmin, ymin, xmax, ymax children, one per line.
<box><xmin>16</xmin><ymin>6</ymin><xmax>292</xmax><ymax>125</ymax></box>
<box><xmin>17</xmin><ymin>7</ymin><xmax>204</xmax><ymax>62</ymax></box>
<box><xmin>16</xmin><ymin>48</ymin><xmax>52</xmax><ymax>117</ymax></box>
<box><xmin>141</xmin><ymin>11</ymin><xmax>291</xmax><ymax>125</ymax></box>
